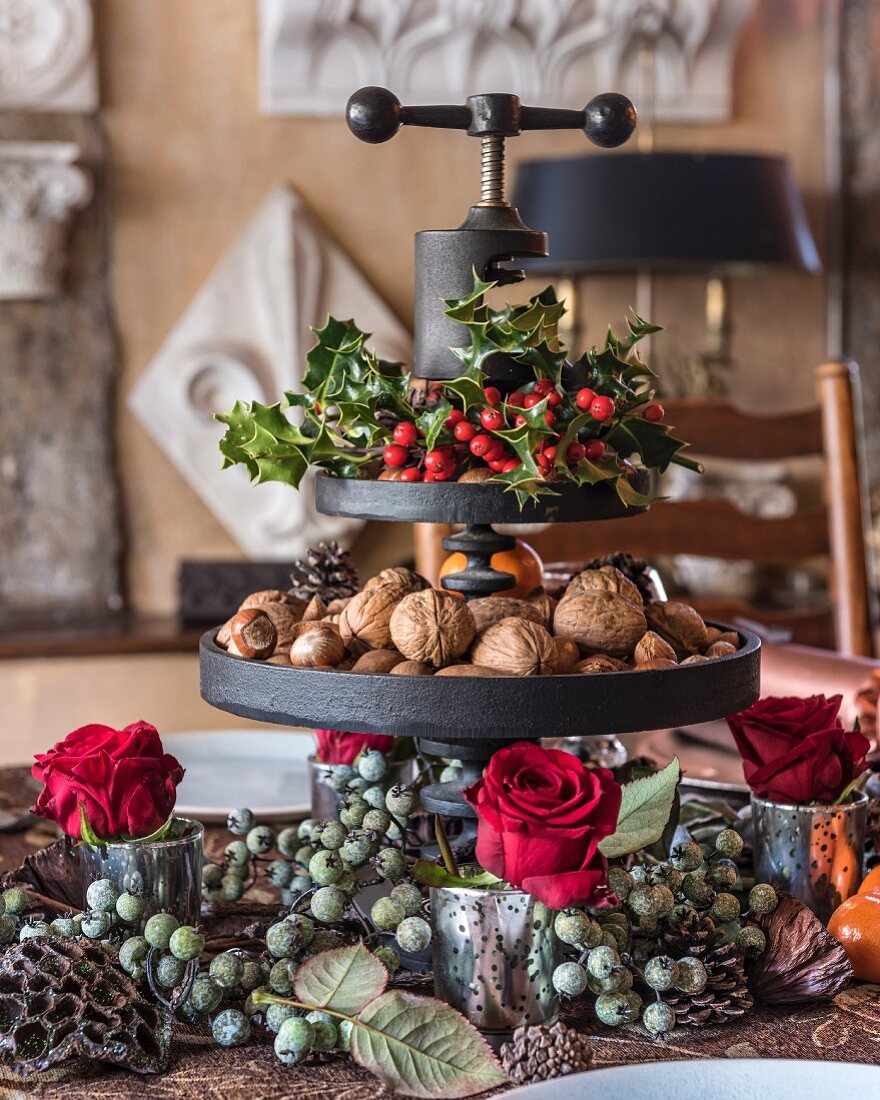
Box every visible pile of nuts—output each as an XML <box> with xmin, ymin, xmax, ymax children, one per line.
<box><xmin>215</xmin><ymin>563</ymin><xmax>741</xmax><ymax>676</ymax></box>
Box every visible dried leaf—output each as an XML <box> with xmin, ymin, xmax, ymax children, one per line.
<box><xmin>294</xmin><ymin>942</ymin><xmax>388</xmax><ymax>1016</ymax></box>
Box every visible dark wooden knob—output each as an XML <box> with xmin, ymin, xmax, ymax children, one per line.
<box><xmin>584</xmin><ymin>92</ymin><xmax>638</xmax><ymax>148</ymax></box>
<box><xmin>346</xmin><ymin>86</ymin><xmax>402</xmax><ymax>143</ymax></box>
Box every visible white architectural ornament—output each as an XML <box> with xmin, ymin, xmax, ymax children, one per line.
<box><xmin>0</xmin><ymin>141</ymin><xmax>92</xmax><ymax>300</ymax></box>
<box><xmin>258</xmin><ymin>0</ymin><xmax>755</xmax><ymax>122</ymax></box>
<box><xmin>127</xmin><ymin>185</ymin><xmax>412</xmax><ymax>561</ymax></box>
<box><xmin>0</xmin><ymin>0</ymin><xmax>98</xmax><ymax>111</ymax></box>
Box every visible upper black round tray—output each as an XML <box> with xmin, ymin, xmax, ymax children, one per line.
<box><xmin>200</xmin><ymin>623</ymin><xmax>760</xmax><ymax>741</ymax></box>
<box><xmin>314</xmin><ymin>470</ymin><xmax>651</xmax><ymax>525</ymax></box>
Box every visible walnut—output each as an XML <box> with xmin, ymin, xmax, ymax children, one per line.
<box><xmin>717</xmin><ymin>631</ymin><xmax>740</xmax><ymax>647</ymax></box>
<box><xmin>457</xmin><ymin>468</ymin><xmax>493</xmax><ymax>483</ymax></box>
<box><xmin>351</xmin><ymin>649</ymin><xmax>405</xmax><ymax>674</ymax></box>
<box><xmin>705</xmin><ymin>641</ymin><xmax>737</xmax><ymax>659</ymax></box>
<box><xmin>435</xmin><ymin>664</ymin><xmax>513</xmax><ymax>677</ymax></box>
<box><xmin>645</xmin><ymin>600</ymin><xmax>709</xmax><ymax>656</ymax></box>
<box><xmin>469</xmin><ymin>597</ymin><xmax>544</xmax><ymax>634</ymax></box>
<box><xmin>240</xmin><ymin>589</ymin><xmax>306</xmax><ymax>615</ymax></box>
<box><xmin>302</xmin><ymin>595</ymin><xmax>327</xmax><ymax>622</ymax></box>
<box><xmin>326</xmin><ymin>597</ymin><xmax>352</xmax><ymax>615</ymax></box>
<box><xmin>339</xmin><ymin>584</ymin><xmax>400</xmax><ymax>654</ymax></box>
<box><xmin>554</xmin><ymin>637</ymin><xmax>581</xmax><ymax>673</ymax></box>
<box><xmin>636</xmin><ymin>658</ymin><xmax>678</xmax><ymax>670</ymax></box>
<box><xmin>390</xmin><ymin>660</ymin><xmax>435</xmax><ymax>676</ymax></box>
<box><xmin>216</xmin><ymin>618</ymin><xmax>234</xmax><ymax>649</ymax></box>
<box><xmin>525</xmin><ymin>588</ymin><xmax>556</xmax><ymax>628</ymax></box>
<box><xmin>266</xmin><ymin>653</ymin><xmax>292</xmax><ymax>667</ymax></box>
<box><xmin>364</xmin><ymin>566</ymin><xmax>431</xmax><ymax>597</ymax></box>
<box><xmin>554</xmin><ymin>591</ymin><xmax>647</xmax><ymax>658</ymax></box>
<box><xmin>634</xmin><ymin>631</ymin><xmax>677</xmax><ymax>665</ymax></box>
<box><xmin>566</xmin><ymin>566</ymin><xmax>644</xmax><ymax>609</ymax></box>
<box><xmin>230</xmin><ymin>609</ymin><xmax>277</xmax><ymax>660</ymax></box>
<box><xmin>681</xmin><ymin>655</ymin><xmax>709</xmax><ymax>665</ymax></box>
<box><xmin>259</xmin><ymin>601</ymin><xmax>304</xmax><ymax>649</ymax></box>
<box><xmin>471</xmin><ymin>618</ymin><xmax>558</xmax><ymax>677</ymax></box>
<box><xmin>575</xmin><ymin>655</ymin><xmax>629</xmax><ymax>673</ymax></box>
<box><xmin>390</xmin><ymin>589</ymin><xmax>476</xmax><ymax>667</ymax></box>
<box><xmin>289</xmin><ymin>623</ymin><xmax>345</xmax><ymax>668</ymax></box>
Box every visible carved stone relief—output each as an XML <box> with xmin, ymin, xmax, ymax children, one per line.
<box><xmin>0</xmin><ymin>0</ymin><xmax>98</xmax><ymax>111</ymax></box>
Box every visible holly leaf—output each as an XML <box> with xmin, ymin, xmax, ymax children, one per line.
<box><xmin>350</xmin><ymin>990</ymin><xmax>508</xmax><ymax>1098</ymax></box>
<box><xmin>417</xmin><ymin>401</ymin><xmax>452</xmax><ymax>453</ymax></box>
<box><xmin>606</xmin><ymin>416</ymin><xmax>702</xmax><ymax>473</ymax></box>
<box><xmin>439</xmin><ymin>364</ymin><xmax>486</xmax><ymax>412</ymax></box>
<box><xmin>599</xmin><ymin>757</ymin><xmax>682</xmax><ymax>858</ymax></box>
<box><xmin>614</xmin><ymin>475</ymin><xmax>660</xmax><ymax>507</ymax></box>
<box><xmin>412</xmin><ymin>861</ymin><xmax>502</xmax><ymax>890</ymax></box>
<box><xmin>294</xmin><ymin>943</ymin><xmax>388</xmax><ymax>1017</ymax></box>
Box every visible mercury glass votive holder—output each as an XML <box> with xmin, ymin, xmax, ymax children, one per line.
<box><xmin>79</xmin><ymin>817</ymin><xmax>203</xmax><ymax>929</ymax></box>
<box><xmin>751</xmin><ymin>792</ymin><xmax>867</xmax><ymax>923</ymax></box>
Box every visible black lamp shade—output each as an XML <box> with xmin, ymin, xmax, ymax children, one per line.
<box><xmin>512</xmin><ymin>152</ymin><xmax>821</xmax><ymax>275</ymax></box>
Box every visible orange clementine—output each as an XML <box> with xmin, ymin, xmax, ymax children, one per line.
<box><xmin>859</xmin><ymin>866</ymin><xmax>880</xmax><ymax>897</ymax></box>
<box><xmin>828</xmin><ymin>893</ymin><xmax>880</xmax><ymax>981</ymax></box>
<box><xmin>438</xmin><ymin>539</ymin><xmax>544</xmax><ymax>599</ymax></box>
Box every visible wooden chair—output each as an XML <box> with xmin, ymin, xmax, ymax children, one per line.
<box><xmin>414</xmin><ymin>361</ymin><xmax>876</xmax><ymax>657</ymax></box>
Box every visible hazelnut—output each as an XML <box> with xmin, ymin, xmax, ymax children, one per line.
<box><xmin>566</xmin><ymin>565</ymin><xmax>643</xmax><ymax>609</ymax></box>
<box><xmin>339</xmin><ymin>584</ymin><xmax>400</xmax><ymax>654</ymax></box>
<box><xmin>554</xmin><ymin>637</ymin><xmax>581</xmax><ymax>673</ymax></box>
<box><xmin>259</xmin><ymin>600</ymin><xmax>304</xmax><ymax>649</ymax></box>
<box><xmin>378</xmin><ymin>468</ymin><xmax>404</xmax><ymax>480</ymax></box>
<box><xmin>290</xmin><ymin>620</ymin><xmax>329</xmax><ymax>641</ymax></box>
<box><xmin>390</xmin><ymin>589</ymin><xmax>476</xmax><ymax>667</ymax></box>
<box><xmin>634</xmin><ymin>631</ymin><xmax>677</xmax><ymax>665</ymax></box>
<box><xmin>575</xmin><ymin>655</ymin><xmax>629</xmax><ymax>673</ymax></box>
<box><xmin>390</xmin><ymin>660</ymin><xmax>435</xmax><ymax>676</ymax></box>
<box><xmin>716</xmin><ymin>631</ymin><xmax>740</xmax><ymax>647</ymax></box>
<box><xmin>645</xmin><ymin>601</ymin><xmax>709</xmax><ymax>656</ymax></box>
<box><xmin>364</xmin><ymin>566</ymin><xmax>431</xmax><ymax>596</ymax></box>
<box><xmin>457</xmin><ymin>468</ymin><xmax>493</xmax><ymax>483</ymax></box>
<box><xmin>554</xmin><ymin>591</ymin><xmax>647</xmax><ymax>658</ymax></box>
<box><xmin>326</xmin><ymin>597</ymin><xmax>352</xmax><ymax>614</ymax></box>
<box><xmin>302</xmin><ymin>595</ymin><xmax>328</xmax><ymax>622</ymax></box>
<box><xmin>705</xmin><ymin>641</ymin><xmax>737</xmax><ymax>658</ymax></box>
<box><xmin>266</xmin><ymin>653</ymin><xmax>292</xmax><ymax>667</ymax></box>
<box><xmin>351</xmin><ymin>649</ymin><xmax>405</xmax><ymax>674</ymax></box>
<box><xmin>230</xmin><ymin>608</ymin><xmax>277</xmax><ymax>660</ymax></box>
<box><xmin>635</xmin><ymin>658</ymin><xmax>679</xmax><ymax>670</ymax></box>
<box><xmin>240</xmin><ymin>589</ymin><xmax>306</xmax><ymax>615</ymax></box>
<box><xmin>681</xmin><ymin>655</ymin><xmax>709</xmax><ymax>665</ymax></box>
<box><xmin>471</xmin><ymin>617</ymin><xmax>558</xmax><ymax>677</ymax></box>
<box><xmin>468</xmin><ymin>597</ymin><xmax>544</xmax><ymax>634</ymax></box>
<box><xmin>434</xmin><ymin>664</ymin><xmax>513</xmax><ymax>677</ymax></box>
<box><xmin>289</xmin><ymin>623</ymin><xmax>345</xmax><ymax>668</ymax></box>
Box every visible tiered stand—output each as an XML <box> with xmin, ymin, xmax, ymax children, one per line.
<box><xmin>200</xmin><ymin>475</ymin><xmax>761</xmax><ymax>826</ymax></box>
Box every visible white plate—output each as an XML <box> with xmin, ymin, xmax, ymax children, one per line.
<box><xmin>501</xmin><ymin>1059</ymin><xmax>880</xmax><ymax>1099</ymax></box>
<box><xmin>164</xmin><ymin>729</ymin><xmax>315</xmax><ymax>823</ymax></box>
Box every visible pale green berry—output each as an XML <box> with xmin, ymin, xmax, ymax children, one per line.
<box><xmin>674</xmin><ymin>956</ymin><xmax>708</xmax><ymax>994</ymax></box>
<box><xmin>246</xmin><ymin>825</ymin><xmax>276</xmax><ymax>855</ymax></box>
<box><xmin>385</xmin><ymin>820</ymin><xmax>404</xmax><ymax>843</ymax></box>
<box><xmin>156</xmin><ymin>954</ymin><xmax>187</xmax><ymax>988</ymax></box>
<box><xmin>552</xmin><ymin>961</ymin><xmax>588</xmax><ymax>997</ymax></box>
<box><xmin>336</xmin><ymin>870</ymin><xmax>360</xmax><ymax>896</ymax></box>
<box><xmin>225</xmin><ymin>840</ymin><xmax>250</xmax><ymax>867</ymax></box>
<box><xmin>244</xmin><ymin>985</ymin><xmax>269</xmax><ymax>1017</ymax></box>
<box><xmin>371</xmin><ymin>897</ymin><xmax>405</xmax><ymax>931</ymax></box>
<box><xmin>269</xmin><ymin>958</ymin><xmax>298</xmax><ymax>994</ymax></box>
<box><xmin>288</xmin><ymin>913</ymin><xmax>314</xmax><ymax>946</ymax></box>
<box><xmin>0</xmin><ymin>916</ymin><xmax>17</xmax><ymax>945</ymax></box>
<box><xmin>630</xmin><ymin>865</ymin><xmax>649</xmax><ymax>884</ymax></box>
<box><xmin>374</xmin><ymin>945</ymin><xmax>400</xmax><ymax>973</ymax></box>
<box><xmin>633</xmin><ymin>917</ymin><xmax>657</xmax><ymax>938</ymax></box>
<box><xmin>439</xmin><ymin>765</ymin><xmax>460</xmax><ymax>783</ymax></box>
<box><xmin>49</xmin><ymin>916</ymin><xmax>78</xmax><ymax>938</ymax></box>
<box><xmin>212</xmin><ymin>1008</ymin><xmax>250</xmax><ymax>1047</ymax></box>
<box><xmin>670</xmin><ymin>841</ymin><xmax>704</xmax><ymax>872</ymax></box>
<box><xmin>308</xmin><ymin>849</ymin><xmax>343</xmax><ymax>886</ymax></box>
<box><xmin>308</xmin><ymin>929</ymin><xmax>339</xmax><ymax>954</ymax></box>
<box><xmin>624</xmin><ymin>991</ymin><xmax>643</xmax><ymax>1020</ymax></box>
<box><xmin>297</xmin><ymin>819</ymin><xmax>317</xmax><ymax>841</ymax></box>
<box><xmin>736</xmin><ymin>924</ymin><xmax>767</xmax><ymax>956</ymax></box>
<box><xmin>20</xmin><ymin>921</ymin><xmax>50</xmax><ymax>942</ymax></box>
<box><xmin>266</xmin><ymin>859</ymin><xmax>294</xmax><ymax>888</ymax></box>
<box><xmin>86</xmin><ymin>878</ymin><xmax>121</xmax><ymax>913</ymax></box>
<box><xmin>339</xmin><ymin>797</ymin><xmax>368</xmax><ymax>829</ymax></box>
<box><xmin>277</xmin><ymin>1016</ymin><xmax>314</xmax><ymax>1053</ymax></box>
<box><xmin>81</xmin><ymin>911</ymin><xmax>112</xmax><ymax>939</ymax></box>
<box><xmin>295</xmin><ymin>845</ymin><xmax>316</xmax><ymax>866</ymax></box>
<box><xmin>319</xmin><ymin>821</ymin><xmax>349</xmax><ymax>851</ymax></box>
<box><xmin>375</xmin><ymin>848</ymin><xmax>406</xmax><ymax>882</ymax></box>
<box><xmin>710</xmin><ymin>891</ymin><xmax>741</xmax><ymax>924</ymax></box>
<box><xmin>390</xmin><ymin>883</ymin><xmax>423</xmax><ymax>917</ymax></box>
<box><xmin>311</xmin><ymin>886</ymin><xmax>347</xmax><ymax>923</ymax></box>
<box><xmin>144</xmin><ymin>912</ymin><xmax>180</xmax><ymax>950</ymax></box>
<box><xmin>643</xmin><ymin>955</ymin><xmax>680</xmax><ymax>992</ymax></box>
<box><xmin>306</xmin><ymin>1010</ymin><xmax>338</xmax><ymax>1050</ymax></box>
<box><xmin>274</xmin><ymin>1031</ymin><xmax>306</xmax><ymax>1066</ymax></box>
<box><xmin>169</xmin><ymin>925</ymin><xmax>205</xmax><ymax>961</ymax></box>
<box><xmin>203</xmin><ymin>863</ymin><xmax>225</xmax><ymax>890</ymax></box>
<box><xmin>357</xmin><ymin>749</ymin><xmax>388</xmax><ymax>783</ymax></box>
<box><xmin>227</xmin><ymin>808</ymin><xmax>255</xmax><ymax>835</ymax></box>
<box><xmin>681</xmin><ymin>872</ymin><xmax>714</xmax><ymax>906</ymax></box>
<box><xmin>587</xmin><ymin>945</ymin><xmax>619</xmax><ymax>980</ymax></box>
<box><xmin>669</xmin><ymin>903</ymin><xmax>698</xmax><ymax>925</ymax></box>
<box><xmin>706</xmin><ymin>859</ymin><xmax>738</xmax><ymax>890</ymax></box>
<box><xmin>362</xmin><ymin>808</ymin><xmax>391</xmax><ymax>835</ymax></box>
<box><xmin>266</xmin><ymin>921</ymin><xmax>298</xmax><ymax>958</ymax></box>
<box><xmin>119</xmin><ymin>935</ymin><xmax>149</xmax><ymax>975</ymax></box>
<box><xmin>608</xmin><ymin>866</ymin><xmax>635</xmax><ymax>901</ymax></box>
<box><xmin>348</xmin><ymin>777</ymin><xmax>369</xmax><ymax>792</ymax></box>
<box><xmin>395</xmin><ymin>916</ymin><xmax>431</xmax><ymax>953</ymax></box>
<box><xmin>363</xmin><ymin>785</ymin><xmax>387</xmax><ymax>810</ymax></box>
<box><xmin>386</xmin><ymin>784</ymin><xmax>418</xmax><ymax>816</ymax></box>
<box><xmin>649</xmin><ymin>864</ymin><xmax>683</xmax><ymax>893</ymax></box>
<box><xmin>277</xmin><ymin>827</ymin><xmax>300</xmax><ymax>857</ymax></box>
<box><xmin>210</xmin><ymin>951</ymin><xmax>245</xmax><ymax>989</ymax></box>
<box><xmin>337</xmin><ymin>1018</ymin><xmax>353</xmax><ymax>1051</ymax></box>
<box><xmin>642</xmin><ymin>1000</ymin><xmax>676</xmax><ymax>1038</ymax></box>
<box><xmin>602</xmin><ymin>922</ymin><xmax>629</xmax><ymax>952</ymax></box>
<box><xmin>187</xmin><ymin>974</ymin><xmax>224</xmax><ymax>1014</ymax></box>
<box><xmin>715</xmin><ymin>828</ymin><xmax>744</xmax><ymax>858</ymax></box>
<box><xmin>748</xmin><ymin>883</ymin><xmax>779</xmax><ymax>914</ymax></box>
<box><xmin>330</xmin><ymin>764</ymin><xmax>356</xmax><ymax>791</ymax></box>
<box><xmin>221</xmin><ymin>874</ymin><xmax>246</xmax><ymax>902</ymax></box>
<box><xmin>594</xmin><ymin>993</ymin><xmax>631</xmax><ymax>1026</ymax></box>
<box><xmin>2</xmin><ymin>887</ymin><xmax>27</xmax><ymax>916</ymax></box>
<box><xmin>554</xmin><ymin>910</ymin><xmax>595</xmax><ymax>948</ymax></box>
<box><xmin>266</xmin><ymin>1002</ymin><xmax>298</xmax><ymax>1033</ymax></box>
<box><xmin>339</xmin><ymin>831</ymin><xmax>373</xmax><ymax>867</ymax></box>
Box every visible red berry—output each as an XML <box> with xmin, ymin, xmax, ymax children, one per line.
<box><xmin>453</xmin><ymin>420</ymin><xmax>476</xmax><ymax>442</ymax></box>
<box><xmin>424</xmin><ymin>449</ymin><xmax>448</xmax><ymax>472</ymax></box>
<box><xmin>644</xmin><ymin>402</ymin><xmax>665</xmax><ymax>422</ymax></box>
<box><xmin>544</xmin><ymin>410</ymin><xmax>556</xmax><ymax>427</ymax></box>
<box><xmin>470</xmin><ymin>434</ymin><xmax>494</xmax><ymax>457</ymax></box>
<box><xmin>590</xmin><ymin>395</ymin><xmax>615</xmax><ymax>421</ymax></box>
<box><xmin>523</xmin><ymin>394</ymin><xmax>541</xmax><ymax>409</ymax></box>
<box><xmin>485</xmin><ymin>438</ymin><xmax>506</xmax><ymax>461</ymax></box>
<box><xmin>483</xmin><ymin>386</ymin><xmax>502</xmax><ymax>408</ymax></box>
<box><xmin>547</xmin><ymin>390</ymin><xmax>562</xmax><ymax>408</ymax></box>
<box><xmin>509</xmin><ymin>391</ymin><xmax>526</xmax><ymax>407</ymax></box>
<box><xmin>423</xmin><ymin>471</ymin><xmax>438</xmax><ymax>482</ymax></box>
<box><xmin>576</xmin><ymin>387</ymin><xmax>597</xmax><ymax>411</ymax></box>
<box><xmin>584</xmin><ymin>439</ymin><xmax>606</xmax><ymax>461</ymax></box>
<box><xmin>438</xmin><ymin>445</ymin><xmax>456</xmax><ymax>457</ymax></box>
<box><xmin>480</xmin><ymin>407</ymin><xmax>504</xmax><ymax>431</ymax></box>
<box><xmin>487</xmin><ymin>458</ymin><xmax>507</xmax><ymax>472</ymax></box>
<box><xmin>534</xmin><ymin>379</ymin><xmax>554</xmax><ymax>396</ymax></box>
<box><xmin>536</xmin><ymin>452</ymin><xmax>551</xmax><ymax>470</ymax></box>
<box><xmin>430</xmin><ymin>464</ymin><xmax>453</xmax><ymax>481</ymax></box>
<box><xmin>393</xmin><ymin>421</ymin><xmax>418</xmax><ymax>446</ymax></box>
<box><xmin>383</xmin><ymin>444</ymin><xmax>409</xmax><ymax>468</ymax></box>
<box><xmin>567</xmin><ymin>442</ymin><xmax>587</xmax><ymax>465</ymax></box>
<box><xmin>426</xmin><ymin>386</ymin><xmax>443</xmax><ymax>403</ymax></box>
<box><xmin>514</xmin><ymin>414</ymin><xmax>527</xmax><ymax>428</ymax></box>
<box><xmin>543</xmin><ymin>445</ymin><xmax>557</xmax><ymax>464</ymax></box>
<box><xmin>399</xmin><ymin>466</ymin><xmax>421</xmax><ymax>482</ymax></box>
<box><xmin>500</xmin><ymin>458</ymin><xmax>520</xmax><ymax>473</ymax></box>
<box><xmin>445</xmin><ymin>409</ymin><xmax>465</xmax><ymax>428</ymax></box>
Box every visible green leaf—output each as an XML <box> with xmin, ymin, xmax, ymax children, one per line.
<box><xmin>411</xmin><ymin>860</ymin><xmax>502</xmax><ymax>890</ymax></box>
<box><xmin>599</xmin><ymin>757</ymin><xmax>682</xmax><ymax>859</ymax></box>
<box><xmin>78</xmin><ymin>803</ymin><xmax>104</xmax><ymax>847</ymax></box>
<box><xmin>128</xmin><ymin>816</ymin><xmax>174</xmax><ymax>844</ymax></box>
<box><xmin>350</xmin><ymin>990</ymin><xmax>508</xmax><ymax>1098</ymax></box>
<box><xmin>606</xmin><ymin>415</ymin><xmax>700</xmax><ymax>474</ymax></box>
<box><xmin>614</xmin><ymin>475</ymin><xmax>660</xmax><ymax>508</ymax></box>
<box><xmin>294</xmin><ymin>943</ymin><xmax>388</xmax><ymax>1016</ymax></box>
<box><xmin>417</xmin><ymin>401</ymin><xmax>453</xmax><ymax>453</ymax></box>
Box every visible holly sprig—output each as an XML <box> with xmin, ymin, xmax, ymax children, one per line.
<box><xmin>216</xmin><ymin>274</ymin><xmax>701</xmax><ymax>506</ymax></box>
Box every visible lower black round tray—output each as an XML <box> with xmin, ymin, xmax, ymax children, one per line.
<box><xmin>314</xmin><ymin>470</ymin><xmax>651</xmax><ymax>525</ymax></box>
<box><xmin>200</xmin><ymin>624</ymin><xmax>760</xmax><ymax>741</ymax></box>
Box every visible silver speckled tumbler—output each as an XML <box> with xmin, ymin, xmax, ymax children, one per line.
<box><xmin>431</xmin><ymin>883</ymin><xmax>560</xmax><ymax>1035</ymax></box>
<box><xmin>751</xmin><ymin>792</ymin><xmax>867</xmax><ymax>923</ymax></box>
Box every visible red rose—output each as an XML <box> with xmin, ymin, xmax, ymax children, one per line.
<box><xmin>314</xmin><ymin>729</ymin><xmax>395</xmax><ymax>766</ymax></box>
<box><xmin>31</xmin><ymin>721</ymin><xmax>184</xmax><ymax>841</ymax></box>
<box><xmin>727</xmin><ymin>695</ymin><xmax>869</xmax><ymax>803</ymax></box>
<box><xmin>463</xmin><ymin>742</ymin><xmax>622</xmax><ymax>910</ymax></box>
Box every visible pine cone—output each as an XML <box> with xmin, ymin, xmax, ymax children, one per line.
<box><xmin>0</xmin><ymin>937</ymin><xmax>171</xmax><ymax>1074</ymax></box>
<box><xmin>661</xmin><ymin>911</ymin><xmax>752</xmax><ymax>1026</ymax></box>
<box><xmin>289</xmin><ymin>542</ymin><xmax>359</xmax><ymax>602</ymax></box>
<box><xmin>500</xmin><ymin>1020</ymin><xmax>593</xmax><ymax>1085</ymax></box>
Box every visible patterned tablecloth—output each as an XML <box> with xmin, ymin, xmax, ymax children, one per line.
<box><xmin>1</xmin><ymin>767</ymin><xmax>879</xmax><ymax>1099</ymax></box>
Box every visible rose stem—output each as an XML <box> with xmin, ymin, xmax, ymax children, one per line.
<box><xmin>434</xmin><ymin>814</ymin><xmax>459</xmax><ymax>877</ymax></box>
